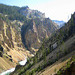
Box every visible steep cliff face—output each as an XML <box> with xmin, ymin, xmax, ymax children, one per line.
<box><xmin>0</xmin><ymin>15</ymin><xmax>32</xmax><ymax>72</ymax></box>
<box><xmin>21</xmin><ymin>18</ymin><xmax>58</xmax><ymax>52</ymax></box>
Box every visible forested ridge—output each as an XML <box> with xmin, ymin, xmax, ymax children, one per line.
<box><xmin>11</xmin><ymin>13</ymin><xmax>75</xmax><ymax>75</ymax></box>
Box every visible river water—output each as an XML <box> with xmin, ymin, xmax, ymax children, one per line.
<box><xmin>0</xmin><ymin>58</ymin><xmax>27</xmax><ymax>75</ymax></box>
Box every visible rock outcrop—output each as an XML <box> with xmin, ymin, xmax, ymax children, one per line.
<box><xmin>21</xmin><ymin>18</ymin><xmax>58</xmax><ymax>53</ymax></box>
<box><xmin>19</xmin><ymin>6</ymin><xmax>45</xmax><ymax>20</ymax></box>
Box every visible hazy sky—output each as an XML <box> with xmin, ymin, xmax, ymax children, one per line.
<box><xmin>0</xmin><ymin>0</ymin><xmax>75</xmax><ymax>22</ymax></box>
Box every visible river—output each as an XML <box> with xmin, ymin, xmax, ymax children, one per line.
<box><xmin>0</xmin><ymin>58</ymin><xmax>27</xmax><ymax>75</ymax></box>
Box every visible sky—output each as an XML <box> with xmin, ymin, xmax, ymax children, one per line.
<box><xmin>0</xmin><ymin>0</ymin><xmax>75</xmax><ymax>22</ymax></box>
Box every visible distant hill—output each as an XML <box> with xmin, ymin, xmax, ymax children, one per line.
<box><xmin>52</xmin><ymin>20</ymin><xmax>65</xmax><ymax>28</ymax></box>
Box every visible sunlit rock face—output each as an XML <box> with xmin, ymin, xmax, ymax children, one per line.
<box><xmin>0</xmin><ymin>17</ymin><xmax>31</xmax><ymax>73</ymax></box>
